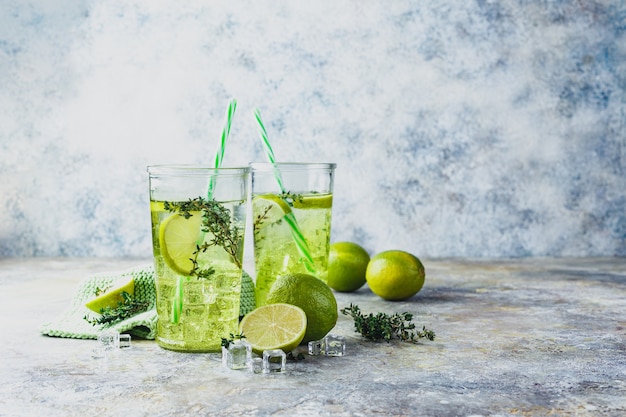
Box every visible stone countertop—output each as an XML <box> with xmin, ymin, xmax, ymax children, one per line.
<box><xmin>0</xmin><ymin>258</ymin><xmax>624</xmax><ymax>417</ymax></box>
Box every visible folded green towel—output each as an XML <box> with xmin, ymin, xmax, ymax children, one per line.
<box><xmin>40</xmin><ymin>265</ymin><xmax>257</xmax><ymax>340</ymax></box>
<box><xmin>40</xmin><ymin>265</ymin><xmax>158</xmax><ymax>339</ymax></box>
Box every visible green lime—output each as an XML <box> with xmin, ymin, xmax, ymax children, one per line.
<box><xmin>239</xmin><ymin>303</ymin><xmax>307</xmax><ymax>354</ymax></box>
<box><xmin>327</xmin><ymin>241</ymin><xmax>370</xmax><ymax>292</ymax></box>
<box><xmin>266</xmin><ymin>273</ymin><xmax>338</xmax><ymax>343</ymax></box>
<box><xmin>292</xmin><ymin>193</ymin><xmax>333</xmax><ymax>209</ymax></box>
<box><xmin>158</xmin><ymin>212</ymin><xmax>203</xmax><ymax>275</ymax></box>
<box><xmin>85</xmin><ymin>276</ymin><xmax>135</xmax><ymax>313</ymax></box>
<box><xmin>366</xmin><ymin>250</ymin><xmax>425</xmax><ymax>301</ymax></box>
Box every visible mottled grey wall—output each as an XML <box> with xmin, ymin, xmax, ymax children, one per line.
<box><xmin>1</xmin><ymin>1</ymin><xmax>624</xmax><ymax>258</ymax></box>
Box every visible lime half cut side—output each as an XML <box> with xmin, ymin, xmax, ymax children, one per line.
<box><xmin>239</xmin><ymin>303</ymin><xmax>307</xmax><ymax>354</ymax></box>
<box><xmin>158</xmin><ymin>211</ymin><xmax>203</xmax><ymax>275</ymax></box>
<box><xmin>252</xmin><ymin>194</ymin><xmax>292</xmax><ymax>230</ymax></box>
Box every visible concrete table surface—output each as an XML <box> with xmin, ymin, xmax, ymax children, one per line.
<box><xmin>0</xmin><ymin>257</ymin><xmax>624</xmax><ymax>417</ymax></box>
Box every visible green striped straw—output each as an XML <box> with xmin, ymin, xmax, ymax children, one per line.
<box><xmin>253</xmin><ymin>108</ymin><xmax>316</xmax><ymax>274</ymax></box>
<box><xmin>171</xmin><ymin>98</ymin><xmax>238</xmax><ymax>324</ymax></box>
<box><xmin>254</xmin><ymin>109</ymin><xmax>285</xmax><ymax>191</ymax></box>
<box><xmin>207</xmin><ymin>99</ymin><xmax>238</xmax><ymax>198</ymax></box>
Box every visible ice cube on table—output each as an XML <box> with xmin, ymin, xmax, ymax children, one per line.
<box><xmin>262</xmin><ymin>349</ymin><xmax>286</xmax><ymax>373</ymax></box>
<box><xmin>308</xmin><ymin>339</ymin><xmax>324</xmax><ymax>356</ymax></box>
<box><xmin>222</xmin><ymin>340</ymin><xmax>252</xmax><ymax>370</ymax></box>
<box><xmin>307</xmin><ymin>334</ymin><xmax>346</xmax><ymax>356</ymax></box>
<box><xmin>97</xmin><ymin>330</ymin><xmax>120</xmax><ymax>351</ymax></box>
<box><xmin>250</xmin><ymin>357</ymin><xmax>263</xmax><ymax>374</ymax></box>
<box><xmin>119</xmin><ymin>334</ymin><xmax>132</xmax><ymax>349</ymax></box>
<box><xmin>323</xmin><ymin>335</ymin><xmax>346</xmax><ymax>357</ymax></box>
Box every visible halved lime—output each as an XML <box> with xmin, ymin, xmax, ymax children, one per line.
<box><xmin>292</xmin><ymin>194</ymin><xmax>332</xmax><ymax>209</ymax></box>
<box><xmin>239</xmin><ymin>303</ymin><xmax>307</xmax><ymax>354</ymax></box>
<box><xmin>158</xmin><ymin>212</ymin><xmax>203</xmax><ymax>275</ymax></box>
<box><xmin>85</xmin><ymin>277</ymin><xmax>135</xmax><ymax>313</ymax></box>
<box><xmin>252</xmin><ymin>194</ymin><xmax>292</xmax><ymax>229</ymax></box>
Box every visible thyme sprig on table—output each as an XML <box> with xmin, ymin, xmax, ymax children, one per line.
<box><xmin>84</xmin><ymin>291</ymin><xmax>150</xmax><ymax>326</ymax></box>
<box><xmin>164</xmin><ymin>197</ymin><xmax>243</xmax><ymax>271</ymax></box>
<box><xmin>341</xmin><ymin>304</ymin><xmax>435</xmax><ymax>343</ymax></box>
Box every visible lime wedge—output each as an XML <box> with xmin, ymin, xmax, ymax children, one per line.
<box><xmin>252</xmin><ymin>194</ymin><xmax>292</xmax><ymax>229</ymax></box>
<box><xmin>292</xmin><ymin>194</ymin><xmax>332</xmax><ymax>209</ymax></box>
<box><xmin>239</xmin><ymin>303</ymin><xmax>307</xmax><ymax>354</ymax></box>
<box><xmin>158</xmin><ymin>212</ymin><xmax>203</xmax><ymax>275</ymax></box>
<box><xmin>85</xmin><ymin>277</ymin><xmax>135</xmax><ymax>313</ymax></box>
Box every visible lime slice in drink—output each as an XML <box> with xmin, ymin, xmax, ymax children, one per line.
<box><xmin>292</xmin><ymin>194</ymin><xmax>332</xmax><ymax>209</ymax></box>
<box><xmin>85</xmin><ymin>277</ymin><xmax>135</xmax><ymax>313</ymax></box>
<box><xmin>158</xmin><ymin>211</ymin><xmax>203</xmax><ymax>275</ymax></box>
<box><xmin>252</xmin><ymin>194</ymin><xmax>292</xmax><ymax>229</ymax></box>
<box><xmin>239</xmin><ymin>303</ymin><xmax>307</xmax><ymax>354</ymax></box>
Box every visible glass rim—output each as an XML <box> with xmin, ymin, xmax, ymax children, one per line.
<box><xmin>147</xmin><ymin>165</ymin><xmax>250</xmax><ymax>175</ymax></box>
<box><xmin>249</xmin><ymin>162</ymin><xmax>336</xmax><ymax>171</ymax></box>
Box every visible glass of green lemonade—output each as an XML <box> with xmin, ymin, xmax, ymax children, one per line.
<box><xmin>250</xmin><ymin>162</ymin><xmax>336</xmax><ymax>306</ymax></box>
<box><xmin>147</xmin><ymin>165</ymin><xmax>249</xmax><ymax>352</ymax></box>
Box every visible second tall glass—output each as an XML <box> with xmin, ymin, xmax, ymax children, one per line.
<box><xmin>250</xmin><ymin>162</ymin><xmax>336</xmax><ymax>306</ymax></box>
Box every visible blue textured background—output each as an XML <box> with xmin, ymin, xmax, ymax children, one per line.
<box><xmin>1</xmin><ymin>1</ymin><xmax>624</xmax><ymax>258</ymax></box>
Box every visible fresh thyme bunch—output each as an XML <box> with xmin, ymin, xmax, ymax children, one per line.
<box><xmin>341</xmin><ymin>304</ymin><xmax>435</xmax><ymax>343</ymax></box>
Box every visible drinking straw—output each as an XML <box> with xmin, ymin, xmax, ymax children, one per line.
<box><xmin>254</xmin><ymin>109</ymin><xmax>285</xmax><ymax>191</ymax></box>
<box><xmin>253</xmin><ymin>108</ymin><xmax>316</xmax><ymax>274</ymax></box>
<box><xmin>207</xmin><ymin>99</ymin><xmax>238</xmax><ymax>198</ymax></box>
<box><xmin>171</xmin><ymin>98</ymin><xmax>238</xmax><ymax>324</ymax></box>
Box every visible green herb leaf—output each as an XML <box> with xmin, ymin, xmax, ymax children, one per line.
<box><xmin>220</xmin><ymin>332</ymin><xmax>246</xmax><ymax>349</ymax></box>
<box><xmin>340</xmin><ymin>304</ymin><xmax>435</xmax><ymax>343</ymax></box>
<box><xmin>84</xmin><ymin>291</ymin><xmax>150</xmax><ymax>327</ymax></box>
<box><xmin>165</xmin><ymin>197</ymin><xmax>243</xmax><ymax>272</ymax></box>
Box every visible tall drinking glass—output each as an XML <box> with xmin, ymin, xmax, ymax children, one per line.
<box><xmin>147</xmin><ymin>165</ymin><xmax>249</xmax><ymax>352</ymax></box>
<box><xmin>251</xmin><ymin>162</ymin><xmax>336</xmax><ymax>306</ymax></box>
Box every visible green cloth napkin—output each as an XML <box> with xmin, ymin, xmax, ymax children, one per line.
<box><xmin>40</xmin><ymin>265</ymin><xmax>158</xmax><ymax>340</ymax></box>
<box><xmin>40</xmin><ymin>265</ymin><xmax>257</xmax><ymax>340</ymax></box>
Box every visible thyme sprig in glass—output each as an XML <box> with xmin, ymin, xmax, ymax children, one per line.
<box><xmin>252</xmin><ymin>191</ymin><xmax>302</xmax><ymax>236</ymax></box>
<box><xmin>341</xmin><ymin>304</ymin><xmax>435</xmax><ymax>343</ymax></box>
<box><xmin>164</xmin><ymin>196</ymin><xmax>243</xmax><ymax>272</ymax></box>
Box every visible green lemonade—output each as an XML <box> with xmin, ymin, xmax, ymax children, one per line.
<box><xmin>150</xmin><ymin>198</ymin><xmax>246</xmax><ymax>352</ymax></box>
<box><xmin>252</xmin><ymin>192</ymin><xmax>333</xmax><ymax>306</ymax></box>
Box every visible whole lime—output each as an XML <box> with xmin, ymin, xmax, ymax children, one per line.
<box><xmin>266</xmin><ymin>273</ymin><xmax>338</xmax><ymax>343</ymax></box>
<box><xmin>327</xmin><ymin>241</ymin><xmax>370</xmax><ymax>292</ymax></box>
<box><xmin>365</xmin><ymin>250</ymin><xmax>425</xmax><ymax>301</ymax></box>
